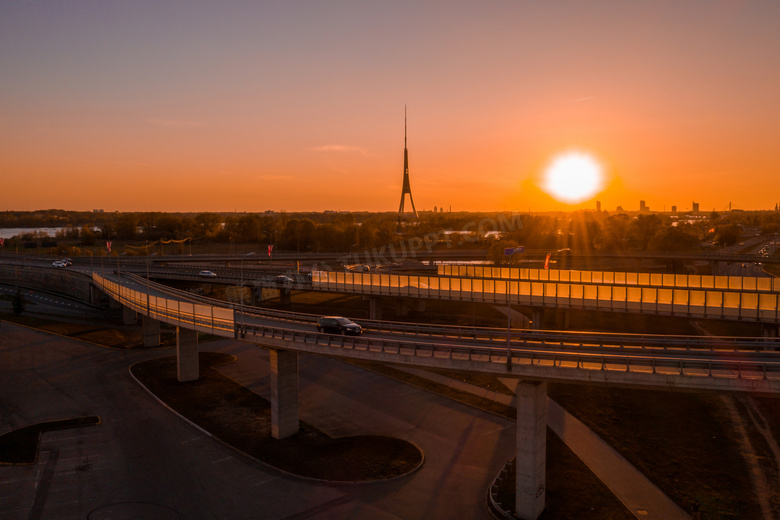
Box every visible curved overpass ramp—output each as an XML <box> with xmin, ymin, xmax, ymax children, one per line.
<box><xmin>92</xmin><ymin>272</ymin><xmax>780</xmax><ymax>520</ymax></box>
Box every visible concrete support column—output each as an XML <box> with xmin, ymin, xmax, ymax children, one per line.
<box><xmin>122</xmin><ymin>306</ymin><xmax>137</xmax><ymax>325</ymax></box>
<box><xmin>369</xmin><ymin>296</ymin><xmax>383</xmax><ymax>321</ymax></box>
<box><xmin>176</xmin><ymin>326</ymin><xmax>199</xmax><ymax>382</ymax></box>
<box><xmin>515</xmin><ymin>381</ymin><xmax>547</xmax><ymax>520</ymax></box>
<box><xmin>762</xmin><ymin>324</ymin><xmax>779</xmax><ymax>343</ymax></box>
<box><xmin>270</xmin><ymin>348</ymin><xmax>299</xmax><ymax>439</ymax></box>
<box><xmin>142</xmin><ymin>315</ymin><xmax>160</xmax><ymax>347</ymax></box>
<box><xmin>552</xmin><ymin>309</ymin><xmax>569</xmax><ymax>330</ymax></box>
<box><xmin>711</xmin><ymin>261</ymin><xmax>719</xmax><ymax>276</ymax></box>
<box><xmin>531</xmin><ymin>309</ymin><xmax>544</xmax><ymax>330</ymax></box>
<box><xmin>89</xmin><ymin>285</ymin><xmax>100</xmax><ymax>306</ymax></box>
<box><xmin>279</xmin><ymin>288</ymin><xmax>291</xmax><ymax>305</ymax></box>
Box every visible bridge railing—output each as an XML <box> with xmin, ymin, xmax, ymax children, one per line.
<box><xmin>438</xmin><ymin>265</ymin><xmax>780</xmax><ymax>292</ymax></box>
<box><xmin>93</xmin><ymin>273</ymin><xmax>235</xmax><ymax>334</ymax></box>
<box><xmin>242</xmin><ymin>323</ymin><xmax>780</xmax><ymax>386</ymax></box>
<box><xmin>312</xmin><ymin>271</ymin><xmax>780</xmax><ymax>323</ymax></box>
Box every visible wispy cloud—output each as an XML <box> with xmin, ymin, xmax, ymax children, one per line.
<box><xmin>310</xmin><ymin>145</ymin><xmax>368</xmax><ymax>155</ymax></box>
<box><xmin>147</xmin><ymin>118</ymin><xmax>206</xmax><ymax>129</ymax></box>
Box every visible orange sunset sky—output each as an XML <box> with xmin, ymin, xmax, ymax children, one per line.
<box><xmin>2</xmin><ymin>1</ymin><xmax>779</xmax><ymax>214</ymax></box>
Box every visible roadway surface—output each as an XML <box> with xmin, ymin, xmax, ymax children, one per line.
<box><xmin>0</xmin><ymin>322</ymin><xmax>511</xmax><ymax>520</ymax></box>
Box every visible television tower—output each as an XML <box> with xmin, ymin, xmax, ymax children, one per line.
<box><xmin>398</xmin><ymin>107</ymin><xmax>418</xmax><ymax>218</ymax></box>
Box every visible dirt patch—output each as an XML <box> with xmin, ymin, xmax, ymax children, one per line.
<box><xmin>132</xmin><ymin>352</ymin><xmax>423</xmax><ymax>482</ymax></box>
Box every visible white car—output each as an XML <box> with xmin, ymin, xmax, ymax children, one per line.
<box><xmin>198</xmin><ymin>270</ymin><xmax>217</xmax><ymax>278</ymax></box>
<box><xmin>52</xmin><ymin>260</ymin><xmax>67</xmax><ymax>268</ymax></box>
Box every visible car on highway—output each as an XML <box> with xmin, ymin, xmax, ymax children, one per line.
<box><xmin>52</xmin><ymin>260</ymin><xmax>67</xmax><ymax>268</ymax></box>
<box><xmin>198</xmin><ymin>270</ymin><xmax>217</xmax><ymax>278</ymax></box>
<box><xmin>317</xmin><ymin>316</ymin><xmax>362</xmax><ymax>335</ymax></box>
<box><xmin>275</xmin><ymin>275</ymin><xmax>294</xmax><ymax>286</ymax></box>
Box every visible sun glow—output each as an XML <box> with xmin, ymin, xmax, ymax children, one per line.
<box><xmin>542</xmin><ymin>152</ymin><xmax>604</xmax><ymax>204</ymax></box>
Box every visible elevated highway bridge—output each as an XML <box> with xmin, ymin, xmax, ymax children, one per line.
<box><xmin>4</xmin><ymin>254</ymin><xmax>780</xmax><ymax>520</ymax></box>
<box><xmin>89</xmin><ymin>270</ymin><xmax>780</xmax><ymax>520</ymax></box>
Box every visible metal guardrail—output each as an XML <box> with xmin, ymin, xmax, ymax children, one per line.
<box><xmin>241</xmin><ymin>323</ymin><xmax>780</xmax><ymax>384</ymax></box>
<box><xmin>94</xmin><ymin>274</ymin><xmax>234</xmax><ymax>335</ymax></box>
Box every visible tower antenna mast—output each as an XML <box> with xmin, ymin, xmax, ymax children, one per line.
<box><xmin>398</xmin><ymin>106</ymin><xmax>418</xmax><ymax>218</ymax></box>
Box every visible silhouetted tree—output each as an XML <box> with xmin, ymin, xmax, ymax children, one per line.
<box><xmin>713</xmin><ymin>224</ymin><xmax>741</xmax><ymax>246</ymax></box>
<box><xmin>629</xmin><ymin>214</ymin><xmax>663</xmax><ymax>250</ymax></box>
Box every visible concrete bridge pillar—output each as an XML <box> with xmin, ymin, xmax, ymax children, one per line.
<box><xmin>552</xmin><ymin>309</ymin><xmax>569</xmax><ymax>330</ymax></box>
<box><xmin>122</xmin><ymin>306</ymin><xmax>137</xmax><ymax>325</ymax></box>
<box><xmin>279</xmin><ymin>288</ymin><xmax>292</xmax><ymax>305</ymax></box>
<box><xmin>369</xmin><ymin>296</ymin><xmax>383</xmax><ymax>321</ymax></box>
<box><xmin>762</xmin><ymin>324</ymin><xmax>779</xmax><ymax>342</ymax></box>
<box><xmin>515</xmin><ymin>380</ymin><xmax>547</xmax><ymax>520</ymax></box>
<box><xmin>531</xmin><ymin>309</ymin><xmax>544</xmax><ymax>330</ymax></box>
<box><xmin>142</xmin><ymin>315</ymin><xmax>160</xmax><ymax>347</ymax></box>
<box><xmin>176</xmin><ymin>326</ymin><xmax>199</xmax><ymax>382</ymax></box>
<box><xmin>711</xmin><ymin>261</ymin><xmax>719</xmax><ymax>276</ymax></box>
<box><xmin>89</xmin><ymin>284</ymin><xmax>103</xmax><ymax>306</ymax></box>
<box><xmin>270</xmin><ymin>348</ymin><xmax>299</xmax><ymax>439</ymax></box>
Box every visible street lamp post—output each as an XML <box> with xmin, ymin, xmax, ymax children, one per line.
<box><xmin>504</xmin><ymin>245</ymin><xmax>524</xmax><ymax>369</ymax></box>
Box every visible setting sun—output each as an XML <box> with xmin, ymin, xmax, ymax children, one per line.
<box><xmin>542</xmin><ymin>152</ymin><xmax>604</xmax><ymax>204</ymax></box>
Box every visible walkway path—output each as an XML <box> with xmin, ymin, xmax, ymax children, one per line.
<box><xmin>398</xmin><ymin>367</ymin><xmax>690</xmax><ymax>520</ymax></box>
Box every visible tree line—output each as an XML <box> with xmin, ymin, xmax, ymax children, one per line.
<box><xmin>3</xmin><ymin>209</ymin><xmax>780</xmax><ymax>255</ymax></box>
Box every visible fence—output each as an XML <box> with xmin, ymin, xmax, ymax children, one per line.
<box><xmin>312</xmin><ymin>269</ymin><xmax>780</xmax><ymax>322</ymax></box>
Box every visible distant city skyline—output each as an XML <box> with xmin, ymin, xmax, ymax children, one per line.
<box><xmin>2</xmin><ymin>1</ymin><xmax>779</xmax><ymax>213</ymax></box>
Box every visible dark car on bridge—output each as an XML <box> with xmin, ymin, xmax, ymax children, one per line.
<box><xmin>317</xmin><ymin>316</ymin><xmax>362</xmax><ymax>336</ymax></box>
<box><xmin>275</xmin><ymin>275</ymin><xmax>294</xmax><ymax>287</ymax></box>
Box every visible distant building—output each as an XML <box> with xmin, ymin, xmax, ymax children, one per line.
<box><xmin>639</xmin><ymin>200</ymin><xmax>648</xmax><ymax>212</ymax></box>
<box><xmin>596</xmin><ymin>201</ymin><xmax>601</xmax><ymax>212</ymax></box>
<box><xmin>93</xmin><ymin>209</ymin><xmax>104</xmax><ymax>213</ymax></box>
<box><xmin>692</xmin><ymin>201</ymin><xmax>700</xmax><ymax>213</ymax></box>
<box><xmin>671</xmin><ymin>205</ymin><xmax>677</xmax><ymax>213</ymax></box>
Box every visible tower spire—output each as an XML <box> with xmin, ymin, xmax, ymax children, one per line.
<box><xmin>398</xmin><ymin>106</ymin><xmax>418</xmax><ymax>218</ymax></box>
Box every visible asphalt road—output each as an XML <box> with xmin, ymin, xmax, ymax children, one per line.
<box><xmin>0</xmin><ymin>322</ymin><xmax>514</xmax><ymax>520</ymax></box>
